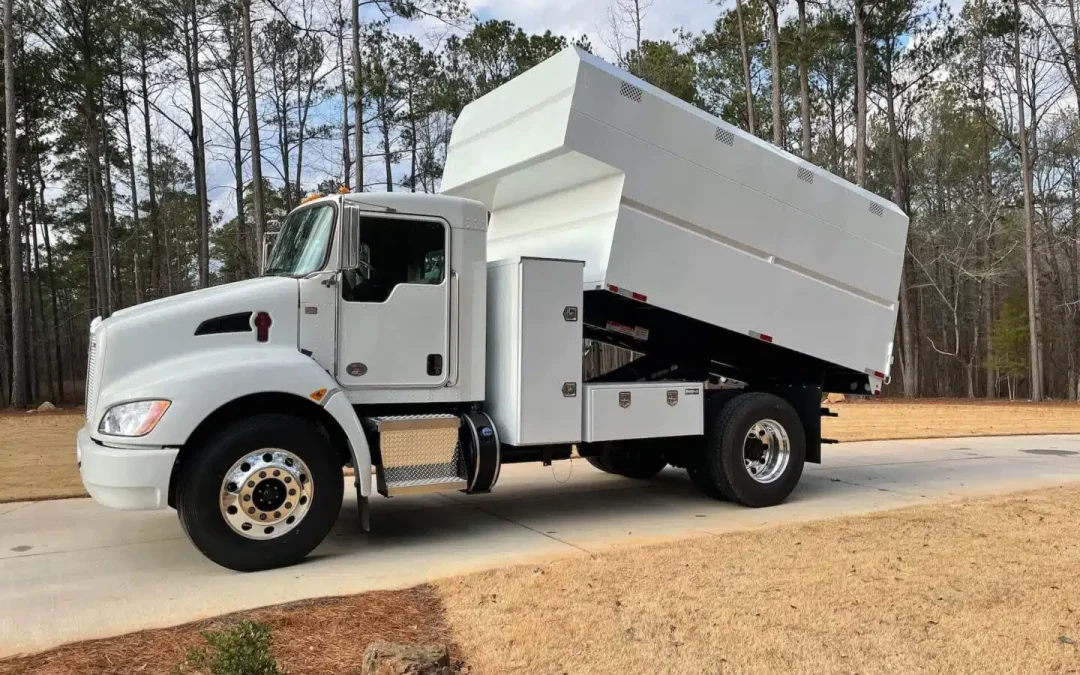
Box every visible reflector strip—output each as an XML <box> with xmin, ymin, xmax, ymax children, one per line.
<box><xmin>606</xmin><ymin>284</ymin><xmax>648</xmax><ymax>302</ymax></box>
<box><xmin>864</xmin><ymin>368</ymin><xmax>886</xmax><ymax>379</ymax></box>
<box><xmin>748</xmin><ymin>330</ymin><xmax>773</xmax><ymax>343</ymax></box>
<box><xmin>605</xmin><ymin>321</ymin><xmax>651</xmax><ymax>341</ymax></box>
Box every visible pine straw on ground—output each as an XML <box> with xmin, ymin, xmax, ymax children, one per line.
<box><xmin>0</xmin><ymin>586</ymin><xmax>457</xmax><ymax>675</ymax></box>
<box><xmin>438</xmin><ymin>484</ymin><xmax>1080</xmax><ymax>675</ymax></box>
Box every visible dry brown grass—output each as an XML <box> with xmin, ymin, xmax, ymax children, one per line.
<box><xmin>0</xmin><ymin>410</ymin><xmax>85</xmax><ymax>503</ymax></box>
<box><xmin>823</xmin><ymin>398</ymin><xmax>1080</xmax><ymax>442</ymax></box>
<box><xmin>439</xmin><ymin>484</ymin><xmax>1080</xmax><ymax>675</ymax></box>
<box><xmin>0</xmin><ymin>586</ymin><xmax>457</xmax><ymax>675</ymax></box>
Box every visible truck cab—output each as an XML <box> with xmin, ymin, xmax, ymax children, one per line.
<box><xmin>78</xmin><ymin>47</ymin><xmax>906</xmax><ymax>571</ymax></box>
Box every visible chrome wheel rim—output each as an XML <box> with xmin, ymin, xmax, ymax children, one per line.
<box><xmin>220</xmin><ymin>449</ymin><xmax>314</xmax><ymax>540</ymax></box>
<box><xmin>742</xmin><ymin>419</ymin><xmax>790</xmax><ymax>484</ymax></box>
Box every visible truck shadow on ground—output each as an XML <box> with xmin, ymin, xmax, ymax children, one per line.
<box><xmin>314</xmin><ymin>464</ymin><xmax>881</xmax><ymax>559</ymax></box>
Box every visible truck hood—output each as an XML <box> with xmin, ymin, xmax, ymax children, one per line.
<box><xmin>88</xmin><ymin>277</ymin><xmax>302</xmax><ymax>423</ymax></box>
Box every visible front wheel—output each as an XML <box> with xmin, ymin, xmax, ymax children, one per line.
<box><xmin>176</xmin><ymin>414</ymin><xmax>344</xmax><ymax>571</ymax></box>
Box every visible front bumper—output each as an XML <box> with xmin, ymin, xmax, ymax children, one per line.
<box><xmin>78</xmin><ymin>428</ymin><xmax>179</xmax><ymax>510</ymax></box>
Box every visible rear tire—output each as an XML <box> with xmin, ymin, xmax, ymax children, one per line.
<box><xmin>585</xmin><ymin>442</ymin><xmax>668</xmax><ymax>479</ymax></box>
<box><xmin>176</xmin><ymin>414</ymin><xmax>344</xmax><ymax>571</ymax></box>
<box><xmin>691</xmin><ymin>392</ymin><xmax>805</xmax><ymax>507</ymax></box>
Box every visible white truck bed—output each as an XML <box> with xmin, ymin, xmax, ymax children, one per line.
<box><xmin>441</xmin><ymin>47</ymin><xmax>908</xmax><ymax>382</ymax></box>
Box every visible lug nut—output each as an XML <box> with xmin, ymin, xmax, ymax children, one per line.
<box><xmin>259</xmin><ymin>513</ymin><xmax>267</xmax><ymax>521</ymax></box>
<box><xmin>284</xmin><ymin>502</ymin><xmax>292</xmax><ymax>509</ymax></box>
<box><xmin>248</xmin><ymin>507</ymin><xmax>255</xmax><ymax>514</ymax></box>
<box><xmin>243</xmin><ymin>494</ymin><xmax>251</xmax><ymax>502</ymax></box>
<box><xmin>288</xmin><ymin>489</ymin><xmax>296</xmax><ymax>496</ymax></box>
<box><xmin>274</xmin><ymin>511</ymin><xmax>281</xmax><ymax>519</ymax></box>
<box><xmin>259</xmin><ymin>471</ymin><xmax>266</xmax><ymax>479</ymax></box>
<box><xmin>284</xmin><ymin>476</ymin><xmax>292</xmax><ymax>484</ymax></box>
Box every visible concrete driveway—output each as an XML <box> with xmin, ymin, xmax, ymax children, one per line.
<box><xmin>3</xmin><ymin>434</ymin><xmax>1080</xmax><ymax>657</ymax></box>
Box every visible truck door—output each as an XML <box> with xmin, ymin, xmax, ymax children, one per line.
<box><xmin>335</xmin><ymin>208</ymin><xmax>450</xmax><ymax>388</ymax></box>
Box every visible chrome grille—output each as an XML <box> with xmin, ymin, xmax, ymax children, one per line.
<box><xmin>85</xmin><ymin>336</ymin><xmax>98</xmax><ymax>421</ymax></box>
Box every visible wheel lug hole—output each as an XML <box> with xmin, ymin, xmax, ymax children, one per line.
<box><xmin>285</xmin><ymin>458</ymin><xmax>294</xmax><ymax>467</ymax></box>
<box><xmin>241</xmin><ymin>523</ymin><xmax>252</xmax><ymax>531</ymax></box>
<box><xmin>286</xmin><ymin>516</ymin><xmax>295</xmax><ymax>524</ymax></box>
<box><xmin>299</xmin><ymin>474</ymin><xmax>308</xmax><ymax>484</ymax></box>
<box><xmin>263</xmin><ymin>453</ymin><xmax>273</xmax><ymax>462</ymax></box>
<box><xmin>240</xmin><ymin>462</ymin><xmax>251</xmax><ymax>472</ymax></box>
<box><xmin>227</xmin><ymin>505</ymin><xmax>238</xmax><ymax>515</ymax></box>
<box><xmin>299</xmin><ymin>495</ymin><xmax>308</xmax><ymax>505</ymax></box>
<box><xmin>264</xmin><ymin>526</ymin><xmax>274</xmax><ymax>535</ymax></box>
<box><xmin>226</xmin><ymin>482</ymin><xmax>238</xmax><ymax>492</ymax></box>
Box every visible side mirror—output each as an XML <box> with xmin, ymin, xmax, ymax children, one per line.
<box><xmin>260</xmin><ymin>233</ymin><xmax>270</xmax><ymax>274</ymax></box>
<box><xmin>340</xmin><ymin>206</ymin><xmax>359</xmax><ymax>270</ymax></box>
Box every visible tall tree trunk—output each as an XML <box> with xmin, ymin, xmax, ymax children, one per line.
<box><xmin>766</xmin><ymin>0</ymin><xmax>783</xmax><ymax>147</ymax></box>
<box><xmin>854</xmin><ymin>0</ymin><xmax>868</xmax><ymax>187</ymax></box>
<box><xmin>734</xmin><ymin>0</ymin><xmax>756</xmax><ymax>136</ymax></box>
<box><xmin>22</xmin><ymin>202</ymin><xmax>37</xmax><ymax>402</ymax></box>
<box><xmin>338</xmin><ymin>19</ymin><xmax>351</xmax><ymax>189</ymax></box>
<box><xmin>351</xmin><ymin>0</ymin><xmax>363</xmax><ymax>191</ymax></box>
<box><xmin>27</xmin><ymin>165</ymin><xmax>50</xmax><ymax>401</ymax></box>
<box><xmin>242</xmin><ymin>0</ymin><xmax>265</xmax><ymax>271</ymax></box>
<box><xmin>382</xmin><ymin>111</ymin><xmax>393</xmax><ymax>191</ymax></box>
<box><xmin>139</xmin><ymin>41</ymin><xmax>161</xmax><ymax>299</ymax></box>
<box><xmin>187</xmin><ymin>1</ymin><xmax>210</xmax><ymax>288</ymax></box>
<box><xmin>4</xmin><ymin>0</ymin><xmax>24</xmax><ymax>407</ymax></box>
<box><xmin>1015</xmin><ymin>1</ymin><xmax>1043</xmax><ymax>401</ymax></box>
<box><xmin>119</xmin><ymin>71</ymin><xmax>143</xmax><ymax>304</ymax></box>
<box><xmin>35</xmin><ymin>157</ymin><xmax>64</xmax><ymax>403</ymax></box>
<box><xmin>797</xmin><ymin>0</ymin><xmax>811</xmax><ymax>159</ymax></box>
<box><xmin>101</xmin><ymin>104</ymin><xmax>120</xmax><ymax>307</ymax></box>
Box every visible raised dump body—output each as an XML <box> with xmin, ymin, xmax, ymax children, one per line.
<box><xmin>441</xmin><ymin>47</ymin><xmax>908</xmax><ymax>390</ymax></box>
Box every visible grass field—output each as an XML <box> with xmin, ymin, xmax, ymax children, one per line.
<box><xmin>4</xmin><ymin>484</ymin><xmax>1079</xmax><ymax>674</ymax></box>
<box><xmin>2</xmin><ymin>400</ymin><xmax>1079</xmax><ymax>503</ymax></box>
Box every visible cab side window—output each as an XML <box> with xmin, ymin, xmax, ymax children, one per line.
<box><xmin>341</xmin><ymin>217</ymin><xmax>447</xmax><ymax>303</ymax></box>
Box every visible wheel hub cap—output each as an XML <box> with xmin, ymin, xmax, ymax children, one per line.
<box><xmin>220</xmin><ymin>449</ymin><xmax>314</xmax><ymax>540</ymax></box>
<box><xmin>742</xmin><ymin>419</ymin><xmax>791</xmax><ymax>484</ymax></box>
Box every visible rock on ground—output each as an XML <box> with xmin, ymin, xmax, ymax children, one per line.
<box><xmin>361</xmin><ymin>641</ymin><xmax>454</xmax><ymax>675</ymax></box>
<box><xmin>36</xmin><ymin>402</ymin><xmax>57</xmax><ymax>412</ymax></box>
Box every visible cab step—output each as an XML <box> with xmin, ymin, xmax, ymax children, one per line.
<box><xmin>365</xmin><ymin>415</ymin><xmax>467</xmax><ymax>497</ymax></box>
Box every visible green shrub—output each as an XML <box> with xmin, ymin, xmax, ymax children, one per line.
<box><xmin>181</xmin><ymin>620</ymin><xmax>283</xmax><ymax>675</ymax></box>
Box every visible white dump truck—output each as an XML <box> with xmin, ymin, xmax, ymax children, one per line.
<box><xmin>77</xmin><ymin>48</ymin><xmax>908</xmax><ymax>571</ymax></box>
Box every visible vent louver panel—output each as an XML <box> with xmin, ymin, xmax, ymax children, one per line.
<box><xmin>618</xmin><ymin>81</ymin><xmax>643</xmax><ymax>102</ymax></box>
<box><xmin>869</xmin><ymin>202</ymin><xmax>885</xmax><ymax>217</ymax></box>
<box><xmin>797</xmin><ymin>167</ymin><xmax>814</xmax><ymax>184</ymax></box>
<box><xmin>714</xmin><ymin>127</ymin><xmax>735</xmax><ymax>145</ymax></box>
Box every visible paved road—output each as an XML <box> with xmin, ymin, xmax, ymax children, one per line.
<box><xmin>3</xmin><ymin>434</ymin><xmax>1080</xmax><ymax>657</ymax></box>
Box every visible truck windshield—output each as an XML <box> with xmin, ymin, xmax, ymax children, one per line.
<box><xmin>264</xmin><ymin>204</ymin><xmax>335</xmax><ymax>277</ymax></box>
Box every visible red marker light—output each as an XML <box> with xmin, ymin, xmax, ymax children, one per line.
<box><xmin>254</xmin><ymin>312</ymin><xmax>272</xmax><ymax>342</ymax></box>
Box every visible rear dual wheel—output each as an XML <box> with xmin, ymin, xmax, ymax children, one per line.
<box><xmin>689</xmin><ymin>392</ymin><xmax>805</xmax><ymax>507</ymax></box>
<box><xmin>176</xmin><ymin>414</ymin><xmax>344</xmax><ymax>572</ymax></box>
<box><xmin>586</xmin><ymin>442</ymin><xmax>668</xmax><ymax>479</ymax></box>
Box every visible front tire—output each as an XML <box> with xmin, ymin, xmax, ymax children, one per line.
<box><xmin>691</xmin><ymin>392</ymin><xmax>805</xmax><ymax>507</ymax></box>
<box><xmin>176</xmin><ymin>414</ymin><xmax>344</xmax><ymax>571</ymax></box>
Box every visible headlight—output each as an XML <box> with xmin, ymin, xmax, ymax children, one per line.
<box><xmin>98</xmin><ymin>400</ymin><xmax>171</xmax><ymax>437</ymax></box>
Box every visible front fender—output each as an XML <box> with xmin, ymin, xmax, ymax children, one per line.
<box><xmin>92</xmin><ymin>346</ymin><xmax>372</xmax><ymax>496</ymax></box>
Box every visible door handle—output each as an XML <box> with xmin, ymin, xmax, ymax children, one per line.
<box><xmin>321</xmin><ymin>275</ymin><xmax>338</xmax><ymax>287</ymax></box>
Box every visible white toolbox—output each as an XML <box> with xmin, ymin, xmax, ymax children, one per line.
<box><xmin>582</xmin><ymin>382</ymin><xmax>704</xmax><ymax>443</ymax></box>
